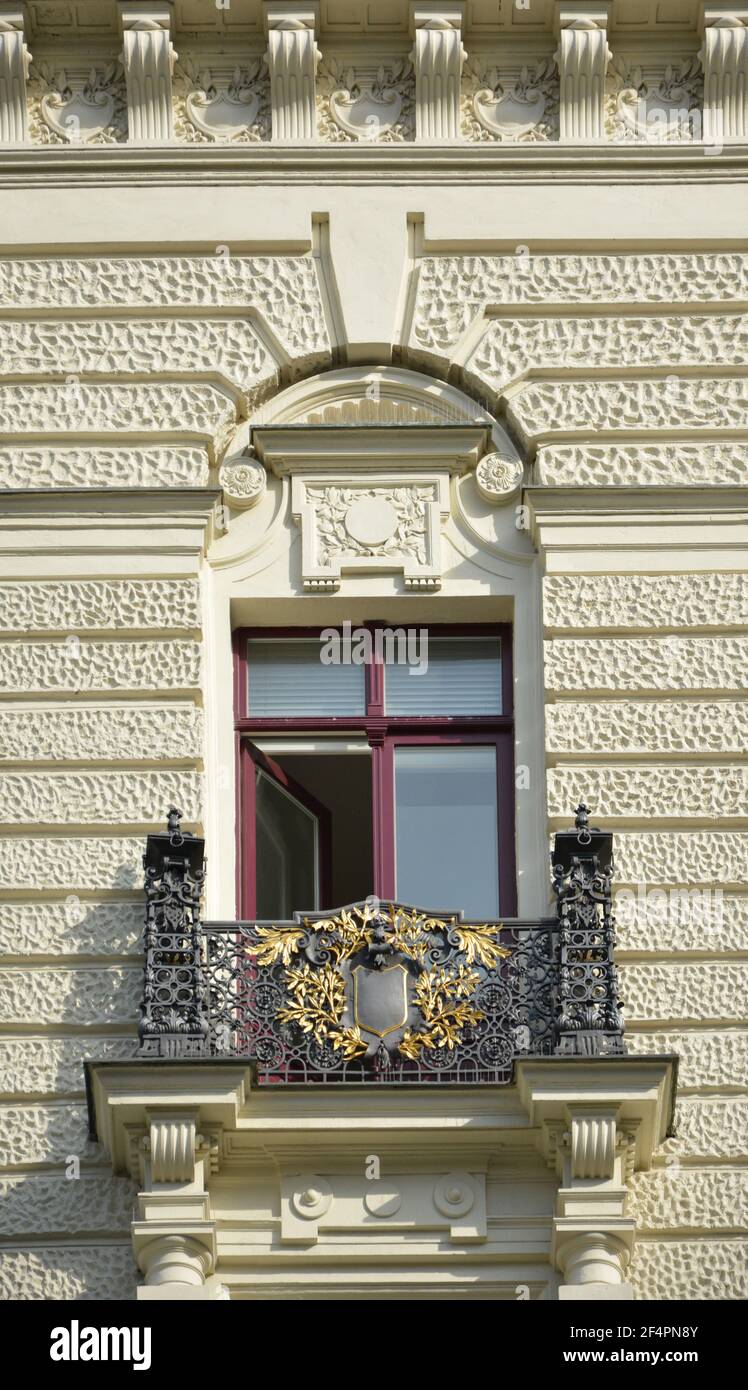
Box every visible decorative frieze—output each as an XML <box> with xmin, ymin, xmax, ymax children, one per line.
<box><xmin>0</xmin><ymin>639</ymin><xmax>201</xmax><ymax>695</ymax></box>
<box><xmin>555</xmin><ymin>5</ymin><xmax>611</xmax><ymax>141</ymax></box>
<box><xmin>535</xmin><ymin>442</ymin><xmax>748</xmax><ymax>488</ymax></box>
<box><xmin>173</xmin><ymin>55</ymin><xmax>270</xmax><ymax>143</ymax></box>
<box><xmin>0</xmin><ymin>446</ymin><xmax>209</xmax><ymax>491</ymax></box>
<box><xmin>0</xmin><ymin>1103</ymin><xmax>95</xmax><ymax>1167</ymax></box>
<box><xmin>409</xmin><ymin>253</ymin><xmax>748</xmax><ymax>358</ymax></box>
<box><xmin>0</xmin><ymin>579</ymin><xmax>200</xmax><ymax>633</ymax></box>
<box><xmin>0</xmin><ymin>965</ymin><xmax>140</xmax><ymax>1026</ymax></box>
<box><xmin>466</xmin><ymin>314</ymin><xmax>748</xmax><ymax>395</ymax></box>
<box><xmin>543</xmin><ymin>573</ymin><xmax>748</xmax><ymax>632</ymax></box>
<box><xmin>626</xmin><ymin>1031</ymin><xmax>748</xmax><ymax>1091</ymax></box>
<box><xmin>620</xmin><ymin>961</ymin><xmax>748</xmax><ymax>1024</ymax></box>
<box><xmin>629</xmin><ymin>1169</ymin><xmax>748</xmax><ymax>1231</ymax></box>
<box><xmin>612</xmin><ymin>830</ymin><xmax>748</xmax><ymax>885</ymax></box>
<box><xmin>27</xmin><ymin>59</ymin><xmax>127</xmax><ymax>144</ymax></box>
<box><xmin>546</xmin><ymin>700</ymin><xmax>748</xmax><ymax>756</ymax></box>
<box><xmin>0</xmin><ymin>7</ymin><xmax>30</xmax><ymax>143</ymax></box>
<box><xmin>547</xmin><ymin>765</ymin><xmax>748</xmax><ymax>820</ymax></box>
<box><xmin>0</xmin><ymin>1245</ymin><xmax>138</xmax><ymax>1301</ymax></box>
<box><xmin>0</xmin><ymin>705</ymin><xmax>203</xmax><ymax>764</ymax></box>
<box><xmin>0</xmin><ymin>383</ymin><xmax>237</xmax><ymax>459</ymax></box>
<box><xmin>0</xmin><ymin>771</ymin><xmax>202</xmax><ymax>825</ymax></box>
<box><xmin>545</xmin><ymin>635</ymin><xmax>748</xmax><ymax>693</ymax></box>
<box><xmin>462</xmin><ymin>54</ymin><xmax>558</xmax><ymax>142</ymax></box>
<box><xmin>606</xmin><ymin>55</ymin><xmax>702</xmax><ymax>144</ymax></box>
<box><xmin>0</xmin><ymin>835</ymin><xmax>142</xmax><ymax>892</ymax></box>
<box><xmin>0</xmin><ymin>1036</ymin><xmax>138</xmax><ymax>1098</ymax></box>
<box><xmin>0</xmin><ymin>900</ymin><xmax>143</xmax><ymax>957</ymax></box>
<box><xmin>265</xmin><ymin>4</ymin><xmax>320</xmax><ymax>142</ymax></box>
<box><xmin>411</xmin><ymin>5</ymin><xmax>466</xmax><ymax>141</ymax></box>
<box><xmin>0</xmin><ymin>255</ymin><xmax>330</xmax><ymax>364</ymax></box>
<box><xmin>630</xmin><ymin>1239</ymin><xmax>748</xmax><ymax>1301</ymax></box>
<box><xmin>0</xmin><ymin>1172</ymin><xmax>136</xmax><ymax>1236</ymax></box>
<box><xmin>317</xmin><ymin>54</ymin><xmax>414</xmax><ymax>142</ymax></box>
<box><xmin>700</xmin><ymin>11</ymin><xmax>748</xmax><ymax>143</ymax></box>
<box><xmin>118</xmin><ymin>2</ymin><xmax>176</xmax><ymax>143</ymax></box>
<box><xmin>509</xmin><ymin>378</ymin><xmax>748</xmax><ymax>442</ymax></box>
<box><xmin>0</xmin><ymin>317</ymin><xmax>275</xmax><ymax>409</ymax></box>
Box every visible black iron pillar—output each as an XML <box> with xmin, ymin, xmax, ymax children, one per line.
<box><xmin>552</xmin><ymin>803</ymin><xmax>626</xmax><ymax>1057</ymax></box>
<box><xmin>138</xmin><ymin>807</ymin><xmax>209</xmax><ymax>1058</ymax></box>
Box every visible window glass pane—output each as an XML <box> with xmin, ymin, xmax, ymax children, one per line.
<box><xmin>247</xmin><ymin>639</ymin><xmax>366</xmax><ymax>716</ymax></box>
<box><xmin>385</xmin><ymin>637</ymin><xmax>502</xmax><ymax>716</ymax></box>
<box><xmin>395</xmin><ymin>746</ymin><xmax>500</xmax><ymax>917</ymax></box>
<box><xmin>255</xmin><ymin>770</ymin><xmax>318</xmax><ymax>917</ymax></box>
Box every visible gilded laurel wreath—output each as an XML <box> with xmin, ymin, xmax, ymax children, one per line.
<box><xmin>249</xmin><ymin>902</ymin><xmax>509</xmax><ymax>1062</ymax></box>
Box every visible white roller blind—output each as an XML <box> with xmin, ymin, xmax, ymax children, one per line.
<box><xmin>385</xmin><ymin>637</ymin><xmax>502</xmax><ymax>715</ymax></box>
<box><xmin>247</xmin><ymin>639</ymin><xmax>366</xmax><ymax>716</ymax></box>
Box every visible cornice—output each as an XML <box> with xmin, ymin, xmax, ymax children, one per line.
<box><xmin>1</xmin><ymin>140</ymin><xmax>748</xmax><ymax>185</ymax></box>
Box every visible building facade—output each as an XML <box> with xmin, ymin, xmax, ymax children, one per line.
<box><xmin>0</xmin><ymin>0</ymin><xmax>746</xmax><ymax>1301</ymax></box>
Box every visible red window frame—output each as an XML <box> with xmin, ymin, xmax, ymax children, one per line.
<box><xmin>233</xmin><ymin>623</ymin><xmax>516</xmax><ymax>918</ymax></box>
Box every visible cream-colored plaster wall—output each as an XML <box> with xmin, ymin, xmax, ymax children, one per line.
<box><xmin>0</xmin><ymin>162</ymin><xmax>746</xmax><ymax>1296</ymax></box>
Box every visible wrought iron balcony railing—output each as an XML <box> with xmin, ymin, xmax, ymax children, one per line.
<box><xmin>138</xmin><ymin>803</ymin><xmax>625</xmax><ymax>1082</ymax></box>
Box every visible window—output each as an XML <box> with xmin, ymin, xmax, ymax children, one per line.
<box><xmin>234</xmin><ymin>625</ymin><xmax>515</xmax><ymax>919</ymax></box>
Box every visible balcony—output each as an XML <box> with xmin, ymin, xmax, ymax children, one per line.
<box><xmin>138</xmin><ymin>803</ymin><xmax>626</xmax><ymax>1081</ymax></box>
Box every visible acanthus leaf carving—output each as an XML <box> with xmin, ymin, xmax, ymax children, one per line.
<box><xmin>28</xmin><ymin>59</ymin><xmax>128</xmax><ymax>144</ymax></box>
<box><xmin>317</xmin><ymin>54</ymin><xmax>414</xmax><ymax>142</ymax></box>
<box><xmin>462</xmin><ymin>54</ymin><xmax>559</xmax><ymax>142</ymax></box>
<box><xmin>173</xmin><ymin>56</ymin><xmax>270</xmax><ymax>143</ymax></box>
<box><xmin>606</xmin><ymin>55</ymin><xmax>702</xmax><ymax>143</ymax></box>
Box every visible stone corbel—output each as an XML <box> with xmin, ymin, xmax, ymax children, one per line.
<box><xmin>410</xmin><ymin>3</ymin><xmax>466</xmax><ymax>140</ymax></box>
<box><xmin>265</xmin><ymin>2</ymin><xmax>320</xmax><ymax>141</ymax></box>
<box><xmin>554</xmin><ymin>3</ymin><xmax>611</xmax><ymax>141</ymax></box>
<box><xmin>0</xmin><ymin>6</ymin><xmax>31</xmax><ymax>143</ymax></box>
<box><xmin>118</xmin><ymin>2</ymin><xmax>176</xmax><ymax>142</ymax></box>
<box><xmin>516</xmin><ymin>1057</ymin><xmax>676</xmax><ymax>1301</ymax></box>
<box><xmin>700</xmin><ymin>7</ymin><xmax>748</xmax><ymax>142</ymax></box>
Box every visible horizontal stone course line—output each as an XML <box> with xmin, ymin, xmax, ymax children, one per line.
<box><xmin>629</xmin><ymin>1238</ymin><xmax>748</xmax><ymax>1300</ymax></box>
<box><xmin>543</xmin><ymin>573</ymin><xmax>748</xmax><ymax>633</ymax></box>
<box><xmin>536</xmin><ymin>441</ymin><xmax>748</xmax><ymax>488</ymax></box>
<box><xmin>0</xmin><ymin>965</ymin><xmax>140</xmax><ymax>1026</ymax></box>
<box><xmin>613</xmin><ymin>890</ymin><xmax>748</xmax><ymax>956</ymax></box>
<box><xmin>509</xmin><ymin>378</ymin><xmax>748</xmax><ymax>441</ymax></box>
<box><xmin>0</xmin><ymin>1244</ymin><xmax>137</xmax><ymax>1300</ymax></box>
<box><xmin>0</xmin><ymin>579</ymin><xmax>200</xmax><ymax>633</ymax></box>
<box><xmin>0</xmin><ymin>1172</ymin><xmax>136</xmax><ymax>1237</ymax></box>
<box><xmin>0</xmin><ymin>446</ymin><xmax>210</xmax><ymax>489</ymax></box>
<box><xmin>0</xmin><ymin>255</ymin><xmax>329</xmax><ymax>360</ymax></box>
<box><xmin>612</xmin><ymin>830</ymin><xmax>748</xmax><ymax>885</ymax></box>
<box><xmin>0</xmin><ymin>317</ymin><xmax>276</xmax><ymax>408</ymax></box>
<box><xmin>0</xmin><ymin>900</ymin><xmax>143</xmax><ymax>957</ymax></box>
<box><xmin>545</xmin><ymin>635</ymin><xmax>748</xmax><ymax>693</ymax></box>
<box><xmin>0</xmin><ymin>1102</ymin><xmax>98</xmax><ymax>1167</ymax></box>
<box><xmin>0</xmin><ymin>1036</ymin><xmax>137</xmax><ymax>1097</ymax></box>
<box><xmin>466</xmin><ymin>314</ymin><xmax>748</xmax><ymax>394</ymax></box>
<box><xmin>545</xmin><ymin>700</ymin><xmax>748</xmax><ymax>755</ymax></box>
<box><xmin>0</xmin><ymin>836</ymin><xmax>143</xmax><ymax>891</ymax></box>
<box><xmin>0</xmin><ymin>639</ymin><xmax>202</xmax><ymax>695</ymax></box>
<box><xmin>547</xmin><ymin>765</ymin><xmax>748</xmax><ymax>820</ymax></box>
<box><xmin>0</xmin><ymin>704</ymin><xmax>203</xmax><ymax>763</ymax></box>
<box><xmin>619</xmin><ymin>961</ymin><xmax>748</xmax><ymax>1025</ymax></box>
<box><xmin>629</xmin><ymin>1169</ymin><xmax>748</xmax><ymax>1232</ymax></box>
<box><xmin>409</xmin><ymin>254</ymin><xmax>748</xmax><ymax>357</ymax></box>
<box><xmin>0</xmin><ymin>770</ymin><xmax>203</xmax><ymax>825</ymax></box>
<box><xmin>0</xmin><ymin>383</ymin><xmax>237</xmax><ymax>452</ymax></box>
<box><xmin>626</xmin><ymin>1030</ymin><xmax>748</xmax><ymax>1090</ymax></box>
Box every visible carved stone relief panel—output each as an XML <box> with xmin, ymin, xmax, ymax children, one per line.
<box><xmin>461</xmin><ymin>52</ymin><xmax>559</xmax><ymax>142</ymax></box>
<box><xmin>606</xmin><ymin>53</ymin><xmax>703</xmax><ymax>143</ymax></box>
<box><xmin>317</xmin><ymin>53</ymin><xmax>415</xmax><ymax>141</ymax></box>
<box><xmin>172</xmin><ymin>53</ymin><xmax>271</xmax><ymax>142</ymax></box>
<box><xmin>291</xmin><ymin>473</ymin><xmax>449</xmax><ymax>591</ymax></box>
<box><xmin>27</xmin><ymin>57</ymin><xmax>128</xmax><ymax>143</ymax></box>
